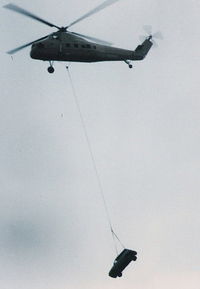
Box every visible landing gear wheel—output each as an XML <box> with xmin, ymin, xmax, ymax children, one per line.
<box><xmin>124</xmin><ymin>60</ymin><xmax>133</xmax><ymax>68</ymax></box>
<box><xmin>47</xmin><ymin>66</ymin><xmax>54</xmax><ymax>73</ymax></box>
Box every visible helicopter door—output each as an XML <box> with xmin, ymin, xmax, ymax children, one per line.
<box><xmin>51</xmin><ymin>34</ymin><xmax>63</xmax><ymax>58</ymax></box>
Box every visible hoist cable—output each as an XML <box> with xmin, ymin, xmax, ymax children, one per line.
<box><xmin>111</xmin><ymin>228</ymin><xmax>125</xmax><ymax>250</ymax></box>
<box><xmin>66</xmin><ymin>66</ymin><xmax>125</xmax><ymax>254</ymax></box>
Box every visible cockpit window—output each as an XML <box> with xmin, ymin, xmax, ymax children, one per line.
<box><xmin>37</xmin><ymin>42</ymin><xmax>45</xmax><ymax>48</ymax></box>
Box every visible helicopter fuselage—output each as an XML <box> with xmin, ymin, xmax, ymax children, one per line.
<box><xmin>4</xmin><ymin>1</ymin><xmax>157</xmax><ymax>72</ymax></box>
<box><xmin>30</xmin><ymin>32</ymin><xmax>145</xmax><ymax>63</ymax></box>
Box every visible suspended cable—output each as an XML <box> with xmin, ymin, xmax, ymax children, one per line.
<box><xmin>66</xmin><ymin>66</ymin><xmax>125</xmax><ymax>254</ymax></box>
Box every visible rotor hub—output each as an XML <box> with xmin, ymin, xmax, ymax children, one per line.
<box><xmin>60</xmin><ymin>27</ymin><xmax>67</xmax><ymax>32</ymax></box>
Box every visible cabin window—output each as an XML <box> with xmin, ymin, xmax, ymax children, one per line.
<box><xmin>86</xmin><ymin>44</ymin><xmax>91</xmax><ymax>49</ymax></box>
<box><xmin>66</xmin><ymin>43</ymin><xmax>71</xmax><ymax>47</ymax></box>
<box><xmin>74</xmin><ymin>44</ymin><xmax>79</xmax><ymax>48</ymax></box>
<box><xmin>81</xmin><ymin>44</ymin><xmax>86</xmax><ymax>48</ymax></box>
<box><xmin>93</xmin><ymin>45</ymin><xmax>97</xmax><ymax>49</ymax></box>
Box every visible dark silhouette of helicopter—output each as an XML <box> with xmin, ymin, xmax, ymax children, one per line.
<box><xmin>4</xmin><ymin>1</ymin><xmax>162</xmax><ymax>73</ymax></box>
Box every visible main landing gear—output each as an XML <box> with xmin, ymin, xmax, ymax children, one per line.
<box><xmin>47</xmin><ymin>61</ymin><xmax>54</xmax><ymax>73</ymax></box>
<box><xmin>124</xmin><ymin>60</ymin><xmax>133</xmax><ymax>69</ymax></box>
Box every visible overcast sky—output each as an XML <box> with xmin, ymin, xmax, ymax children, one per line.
<box><xmin>1</xmin><ymin>0</ymin><xmax>200</xmax><ymax>288</ymax></box>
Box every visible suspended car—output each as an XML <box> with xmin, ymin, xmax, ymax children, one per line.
<box><xmin>109</xmin><ymin>249</ymin><xmax>137</xmax><ymax>278</ymax></box>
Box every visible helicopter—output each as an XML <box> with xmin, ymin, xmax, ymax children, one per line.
<box><xmin>4</xmin><ymin>0</ymin><xmax>162</xmax><ymax>73</ymax></box>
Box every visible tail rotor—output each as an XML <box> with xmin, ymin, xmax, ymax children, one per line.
<box><xmin>140</xmin><ymin>25</ymin><xmax>163</xmax><ymax>47</ymax></box>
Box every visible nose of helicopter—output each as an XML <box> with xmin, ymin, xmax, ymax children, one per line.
<box><xmin>30</xmin><ymin>41</ymin><xmax>46</xmax><ymax>59</ymax></box>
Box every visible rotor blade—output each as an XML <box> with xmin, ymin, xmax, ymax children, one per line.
<box><xmin>151</xmin><ymin>39</ymin><xmax>158</xmax><ymax>48</ymax></box>
<box><xmin>4</xmin><ymin>3</ymin><xmax>60</xmax><ymax>29</ymax></box>
<box><xmin>67</xmin><ymin>0</ymin><xmax>120</xmax><ymax>28</ymax></box>
<box><xmin>70</xmin><ymin>32</ymin><xmax>112</xmax><ymax>45</ymax></box>
<box><xmin>143</xmin><ymin>25</ymin><xmax>152</xmax><ymax>35</ymax></box>
<box><xmin>7</xmin><ymin>35</ymin><xmax>49</xmax><ymax>54</ymax></box>
<box><xmin>152</xmin><ymin>31</ymin><xmax>163</xmax><ymax>39</ymax></box>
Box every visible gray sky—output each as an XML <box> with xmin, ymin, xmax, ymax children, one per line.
<box><xmin>1</xmin><ymin>0</ymin><xmax>200</xmax><ymax>288</ymax></box>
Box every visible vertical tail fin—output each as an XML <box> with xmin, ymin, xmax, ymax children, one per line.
<box><xmin>132</xmin><ymin>37</ymin><xmax>153</xmax><ymax>60</ymax></box>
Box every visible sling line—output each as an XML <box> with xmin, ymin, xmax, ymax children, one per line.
<box><xmin>66</xmin><ymin>66</ymin><xmax>125</xmax><ymax>254</ymax></box>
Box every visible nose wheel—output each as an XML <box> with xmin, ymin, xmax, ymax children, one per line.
<box><xmin>47</xmin><ymin>61</ymin><xmax>54</xmax><ymax>73</ymax></box>
<box><xmin>47</xmin><ymin>66</ymin><xmax>55</xmax><ymax>73</ymax></box>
